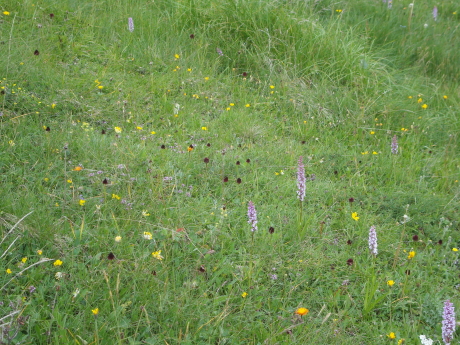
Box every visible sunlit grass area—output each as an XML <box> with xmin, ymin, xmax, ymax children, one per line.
<box><xmin>1</xmin><ymin>0</ymin><xmax>459</xmax><ymax>344</ymax></box>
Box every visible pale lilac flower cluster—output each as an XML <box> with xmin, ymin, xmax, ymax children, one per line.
<box><xmin>433</xmin><ymin>6</ymin><xmax>438</xmax><ymax>21</ymax></box>
<box><xmin>368</xmin><ymin>225</ymin><xmax>378</xmax><ymax>256</ymax></box>
<box><xmin>247</xmin><ymin>201</ymin><xmax>258</xmax><ymax>232</ymax></box>
<box><xmin>297</xmin><ymin>156</ymin><xmax>306</xmax><ymax>202</ymax></box>
<box><xmin>442</xmin><ymin>299</ymin><xmax>455</xmax><ymax>345</ymax></box>
<box><xmin>216</xmin><ymin>48</ymin><xmax>224</xmax><ymax>56</ymax></box>
<box><xmin>391</xmin><ymin>135</ymin><xmax>398</xmax><ymax>154</ymax></box>
<box><xmin>128</xmin><ymin>17</ymin><xmax>134</xmax><ymax>32</ymax></box>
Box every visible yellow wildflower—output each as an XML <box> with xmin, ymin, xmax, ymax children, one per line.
<box><xmin>143</xmin><ymin>232</ymin><xmax>153</xmax><ymax>240</ymax></box>
<box><xmin>407</xmin><ymin>251</ymin><xmax>416</xmax><ymax>259</ymax></box>
<box><xmin>351</xmin><ymin>212</ymin><xmax>359</xmax><ymax>221</ymax></box>
<box><xmin>79</xmin><ymin>199</ymin><xmax>86</xmax><ymax>206</ymax></box>
<box><xmin>53</xmin><ymin>259</ymin><xmax>63</xmax><ymax>266</ymax></box>
<box><xmin>98</xmin><ymin>85</ymin><xmax>104</xmax><ymax>89</ymax></box>
<box><xmin>6</xmin><ymin>268</ymin><xmax>12</xmax><ymax>274</ymax></box>
<box><xmin>92</xmin><ymin>308</ymin><xmax>99</xmax><ymax>315</ymax></box>
<box><xmin>114</xmin><ymin>126</ymin><xmax>122</xmax><ymax>133</ymax></box>
<box><xmin>112</xmin><ymin>194</ymin><xmax>121</xmax><ymax>200</ymax></box>
<box><xmin>201</xmin><ymin>126</ymin><xmax>207</xmax><ymax>131</ymax></box>
<box><xmin>151</xmin><ymin>250</ymin><xmax>163</xmax><ymax>260</ymax></box>
<box><xmin>115</xmin><ymin>236</ymin><xmax>122</xmax><ymax>242</ymax></box>
<box><xmin>37</xmin><ymin>250</ymin><xmax>43</xmax><ymax>255</ymax></box>
<box><xmin>387</xmin><ymin>332</ymin><xmax>396</xmax><ymax>339</ymax></box>
<box><xmin>421</xmin><ymin>104</ymin><xmax>428</xmax><ymax>109</ymax></box>
<box><xmin>443</xmin><ymin>95</ymin><xmax>448</xmax><ymax>99</ymax></box>
<box><xmin>241</xmin><ymin>292</ymin><xmax>248</xmax><ymax>298</ymax></box>
<box><xmin>295</xmin><ymin>307</ymin><xmax>309</xmax><ymax>316</ymax></box>
<box><xmin>3</xmin><ymin>11</ymin><xmax>10</xmax><ymax>15</ymax></box>
<box><xmin>21</xmin><ymin>257</ymin><xmax>27</xmax><ymax>264</ymax></box>
<box><xmin>174</xmin><ymin>54</ymin><xmax>180</xmax><ymax>59</ymax></box>
<box><xmin>452</xmin><ymin>248</ymin><xmax>458</xmax><ymax>252</ymax></box>
<box><xmin>387</xmin><ymin>280</ymin><xmax>395</xmax><ymax>287</ymax></box>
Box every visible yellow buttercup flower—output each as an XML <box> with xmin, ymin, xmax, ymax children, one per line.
<box><xmin>387</xmin><ymin>280</ymin><xmax>395</xmax><ymax>287</ymax></box>
<box><xmin>92</xmin><ymin>308</ymin><xmax>99</xmax><ymax>315</ymax></box>
<box><xmin>407</xmin><ymin>251</ymin><xmax>416</xmax><ymax>259</ymax></box>
<box><xmin>241</xmin><ymin>292</ymin><xmax>248</xmax><ymax>298</ymax></box>
<box><xmin>53</xmin><ymin>259</ymin><xmax>63</xmax><ymax>266</ymax></box>
<box><xmin>351</xmin><ymin>212</ymin><xmax>359</xmax><ymax>221</ymax></box>
<box><xmin>387</xmin><ymin>332</ymin><xmax>396</xmax><ymax>339</ymax></box>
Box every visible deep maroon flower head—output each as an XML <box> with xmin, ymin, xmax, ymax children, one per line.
<box><xmin>346</xmin><ymin>258</ymin><xmax>354</xmax><ymax>266</ymax></box>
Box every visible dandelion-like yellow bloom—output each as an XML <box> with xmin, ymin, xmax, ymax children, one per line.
<box><xmin>151</xmin><ymin>250</ymin><xmax>163</xmax><ymax>260</ymax></box>
<box><xmin>92</xmin><ymin>308</ymin><xmax>99</xmax><ymax>315</ymax></box>
<box><xmin>37</xmin><ymin>249</ymin><xmax>43</xmax><ymax>255</ymax></box>
<box><xmin>452</xmin><ymin>248</ymin><xmax>458</xmax><ymax>252</ymax></box>
<box><xmin>3</xmin><ymin>11</ymin><xmax>10</xmax><ymax>15</ymax></box>
<box><xmin>73</xmin><ymin>166</ymin><xmax>82</xmax><ymax>171</ymax></box>
<box><xmin>143</xmin><ymin>232</ymin><xmax>153</xmax><ymax>240</ymax></box>
<box><xmin>204</xmin><ymin>77</ymin><xmax>209</xmax><ymax>81</ymax></box>
<box><xmin>351</xmin><ymin>212</ymin><xmax>360</xmax><ymax>221</ymax></box>
<box><xmin>151</xmin><ymin>131</ymin><xmax>156</xmax><ymax>134</ymax></box>
<box><xmin>417</xmin><ymin>98</ymin><xmax>423</xmax><ymax>103</ymax></box>
<box><xmin>79</xmin><ymin>199</ymin><xmax>86</xmax><ymax>206</ymax></box>
<box><xmin>174</xmin><ymin>54</ymin><xmax>180</xmax><ymax>59</ymax></box>
<box><xmin>53</xmin><ymin>259</ymin><xmax>63</xmax><ymax>266</ymax></box>
<box><xmin>421</xmin><ymin>104</ymin><xmax>428</xmax><ymax>109</ymax></box>
<box><xmin>112</xmin><ymin>194</ymin><xmax>121</xmax><ymax>200</ymax></box>
<box><xmin>201</xmin><ymin>126</ymin><xmax>207</xmax><ymax>131</ymax></box>
<box><xmin>114</xmin><ymin>126</ymin><xmax>122</xmax><ymax>133</ymax></box>
<box><xmin>136</xmin><ymin>126</ymin><xmax>143</xmax><ymax>130</ymax></box>
<box><xmin>387</xmin><ymin>280</ymin><xmax>395</xmax><ymax>287</ymax></box>
<box><xmin>21</xmin><ymin>257</ymin><xmax>27</xmax><ymax>263</ymax></box>
<box><xmin>241</xmin><ymin>292</ymin><xmax>248</xmax><ymax>298</ymax></box>
<box><xmin>51</xmin><ymin>103</ymin><xmax>56</xmax><ymax>109</ymax></box>
<box><xmin>397</xmin><ymin>339</ymin><xmax>405</xmax><ymax>345</ymax></box>
<box><xmin>245</xmin><ymin>104</ymin><xmax>250</xmax><ymax>107</ymax></box>
<box><xmin>408</xmin><ymin>96</ymin><xmax>413</xmax><ymax>99</ymax></box>
<box><xmin>6</xmin><ymin>268</ymin><xmax>12</xmax><ymax>274</ymax></box>
<box><xmin>443</xmin><ymin>95</ymin><xmax>448</xmax><ymax>99</ymax></box>
<box><xmin>372</xmin><ymin>151</ymin><xmax>378</xmax><ymax>155</ymax></box>
<box><xmin>115</xmin><ymin>236</ymin><xmax>122</xmax><ymax>242</ymax></box>
<box><xmin>370</xmin><ymin>131</ymin><xmax>375</xmax><ymax>135</ymax></box>
<box><xmin>270</xmin><ymin>85</ymin><xmax>275</xmax><ymax>89</ymax></box>
<box><xmin>295</xmin><ymin>307</ymin><xmax>309</xmax><ymax>316</ymax></box>
<box><xmin>142</xmin><ymin>210</ymin><xmax>150</xmax><ymax>216</ymax></box>
<box><xmin>387</xmin><ymin>332</ymin><xmax>396</xmax><ymax>339</ymax></box>
<box><xmin>407</xmin><ymin>251</ymin><xmax>416</xmax><ymax>259</ymax></box>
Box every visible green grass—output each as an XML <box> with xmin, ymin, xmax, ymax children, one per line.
<box><xmin>1</xmin><ymin>0</ymin><xmax>459</xmax><ymax>344</ymax></box>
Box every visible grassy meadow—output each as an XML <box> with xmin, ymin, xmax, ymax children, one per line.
<box><xmin>1</xmin><ymin>0</ymin><xmax>459</xmax><ymax>344</ymax></box>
